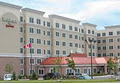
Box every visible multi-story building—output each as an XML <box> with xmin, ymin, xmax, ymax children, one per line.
<box><xmin>97</xmin><ymin>25</ymin><xmax>120</xmax><ymax>57</ymax></box>
<box><xmin>0</xmin><ymin>1</ymin><xmax>119</xmax><ymax>79</ymax></box>
<box><xmin>0</xmin><ymin>2</ymin><xmax>97</xmax><ymax>78</ymax></box>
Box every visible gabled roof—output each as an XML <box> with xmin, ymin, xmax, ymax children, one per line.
<box><xmin>41</xmin><ymin>57</ymin><xmax>107</xmax><ymax>65</ymax></box>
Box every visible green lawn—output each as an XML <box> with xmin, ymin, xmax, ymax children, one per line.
<box><xmin>0</xmin><ymin>79</ymin><xmax>120</xmax><ymax>83</ymax></box>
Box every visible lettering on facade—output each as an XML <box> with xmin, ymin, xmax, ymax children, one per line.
<box><xmin>2</xmin><ymin>17</ymin><xmax>17</xmax><ymax>28</ymax></box>
<box><xmin>2</xmin><ymin>17</ymin><xmax>17</xmax><ymax>24</ymax></box>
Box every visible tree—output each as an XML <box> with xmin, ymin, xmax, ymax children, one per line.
<box><xmin>12</xmin><ymin>72</ymin><xmax>16</xmax><ymax>80</ymax></box>
<box><xmin>114</xmin><ymin>55</ymin><xmax>118</xmax><ymax>75</ymax></box>
<box><xmin>51</xmin><ymin>56</ymin><xmax>62</xmax><ymax>80</ymax></box>
<box><xmin>65</xmin><ymin>57</ymin><xmax>75</xmax><ymax>75</ymax></box>
<box><xmin>107</xmin><ymin>57</ymin><xmax>114</xmax><ymax>74</ymax></box>
<box><xmin>51</xmin><ymin>56</ymin><xmax>62</xmax><ymax>74</ymax></box>
<box><xmin>4</xmin><ymin>64</ymin><xmax>13</xmax><ymax>73</ymax></box>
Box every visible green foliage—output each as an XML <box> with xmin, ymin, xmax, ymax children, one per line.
<box><xmin>31</xmin><ymin>72</ymin><xmax>38</xmax><ymax>80</ymax></box>
<box><xmin>12</xmin><ymin>72</ymin><xmax>16</xmax><ymax>80</ymax></box>
<box><xmin>4</xmin><ymin>64</ymin><xmax>13</xmax><ymax>73</ymax></box>
<box><xmin>93</xmin><ymin>73</ymin><xmax>105</xmax><ymax>76</ymax></box>
<box><xmin>65</xmin><ymin>58</ymin><xmax>75</xmax><ymax>70</ymax></box>
<box><xmin>51</xmin><ymin>56</ymin><xmax>62</xmax><ymax>73</ymax></box>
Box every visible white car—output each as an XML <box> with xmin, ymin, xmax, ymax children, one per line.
<box><xmin>4</xmin><ymin>74</ymin><xmax>12</xmax><ymax>80</ymax></box>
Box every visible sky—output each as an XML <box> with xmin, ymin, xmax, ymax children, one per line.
<box><xmin>0</xmin><ymin>0</ymin><xmax>120</xmax><ymax>30</ymax></box>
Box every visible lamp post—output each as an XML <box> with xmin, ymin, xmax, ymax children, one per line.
<box><xmin>85</xmin><ymin>38</ymin><xmax>96</xmax><ymax>79</ymax></box>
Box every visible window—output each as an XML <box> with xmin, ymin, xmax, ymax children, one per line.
<box><xmin>82</xmin><ymin>37</ymin><xmax>84</xmax><ymax>41</ymax></box>
<box><xmin>117</xmin><ymin>38</ymin><xmax>120</xmax><ymax>42</ymax></box>
<box><xmin>37</xmin><ymin>59</ymin><xmax>42</xmax><ymax>64</ymax></box>
<box><xmin>30</xmin><ymin>70</ymin><xmax>34</xmax><ymax>75</ymax></box>
<box><xmin>44</xmin><ymin>50</ymin><xmax>46</xmax><ymax>54</ymax></box>
<box><xmin>47</xmin><ymin>22</ymin><xmax>50</xmax><ymax>27</ymax></box>
<box><xmin>62</xmin><ymin>24</ymin><xmax>66</xmax><ymax>29</ymax></box>
<box><xmin>102</xmin><ymin>39</ymin><xmax>106</xmax><ymax>43</ymax></box>
<box><xmin>97</xmin><ymin>33</ymin><xmax>100</xmax><ymax>36</ymax></box>
<box><xmin>44</xmin><ymin>40</ymin><xmax>45</xmax><ymax>45</ymax></box>
<box><xmin>30</xmin><ymin>48</ymin><xmax>34</xmax><ymax>53</ymax></box>
<box><xmin>69</xmin><ymin>26</ymin><xmax>72</xmax><ymax>30</ymax></box>
<box><xmin>43</xmin><ymin>21</ymin><xmax>45</xmax><ymax>26</ymax></box>
<box><xmin>20</xmin><ymin>58</ymin><xmax>24</xmax><ymax>65</ymax></box>
<box><xmin>102</xmin><ymin>33</ymin><xmax>106</xmax><ymax>36</ymax></box>
<box><xmin>84</xmin><ymin>69</ymin><xmax>87</xmax><ymax>74</ymax></box>
<box><xmin>98</xmin><ymin>54</ymin><xmax>101</xmax><ymax>57</ymax></box>
<box><xmin>117</xmin><ymin>31</ymin><xmax>120</xmax><ymax>35</ymax></box>
<box><xmin>47</xmin><ymin>50</ymin><xmax>50</xmax><ymax>54</ymax></box>
<box><xmin>62</xmin><ymin>42</ymin><xmax>66</xmax><ymax>46</ymax></box>
<box><xmin>109</xmin><ymin>46</ymin><xmax>113</xmax><ymax>50</ymax></box>
<box><xmin>110</xmin><ymin>53</ymin><xmax>113</xmax><ymax>56</ymax></box>
<box><xmin>118</xmin><ymin>45</ymin><xmax>120</xmax><ymax>49</ymax></box>
<box><xmin>56</xmin><ymin>32</ymin><xmax>59</xmax><ymax>37</ymax></box>
<box><xmin>82</xmin><ymin>44</ymin><xmax>84</xmax><ymax>48</ymax></box>
<box><xmin>103</xmin><ymin>46</ymin><xmax>106</xmax><ymax>50</ymax></box>
<box><xmin>62</xmin><ymin>33</ymin><xmax>66</xmax><ymax>37</ymax></box>
<box><xmin>36</xmin><ymin>19</ymin><xmax>41</xmax><ymax>24</ymax></box>
<box><xmin>47</xmin><ymin>31</ymin><xmax>50</xmax><ymax>36</ymax></box>
<box><xmin>37</xmin><ymin>29</ymin><xmax>41</xmax><ymax>34</ymax></box>
<box><xmin>37</xmin><ymin>39</ymin><xmax>41</xmax><ymax>44</ymax></box>
<box><xmin>97</xmin><ymin>40</ymin><xmax>101</xmax><ymax>43</ymax></box>
<box><xmin>88</xmin><ymin>30</ymin><xmax>91</xmax><ymax>34</ymax></box>
<box><xmin>37</xmin><ymin>49</ymin><xmax>41</xmax><ymax>54</ymax></box>
<box><xmin>118</xmin><ymin>53</ymin><xmax>120</xmax><ymax>56</ymax></box>
<box><xmin>20</xmin><ymin>27</ymin><xmax>23</xmax><ymax>32</ymax></box>
<box><xmin>75</xmin><ymin>27</ymin><xmax>78</xmax><ymax>31</ymax></box>
<box><xmin>29</xmin><ymin>28</ymin><xmax>34</xmax><ymax>33</ymax></box>
<box><xmin>47</xmin><ymin>41</ymin><xmax>50</xmax><ymax>45</ymax></box>
<box><xmin>29</xmin><ymin>17</ymin><xmax>34</xmax><ymax>23</ymax></box>
<box><xmin>66</xmin><ymin>68</ymin><xmax>73</xmax><ymax>75</ymax></box>
<box><xmin>75</xmin><ymin>35</ymin><xmax>78</xmax><ymax>39</ymax></box>
<box><xmin>75</xmin><ymin>43</ymin><xmax>78</xmax><ymax>47</ymax></box>
<box><xmin>92</xmin><ymin>31</ymin><xmax>94</xmax><ymax>34</ymax></box>
<box><xmin>69</xmin><ymin>43</ymin><xmax>73</xmax><ymax>47</ymax></box>
<box><xmin>81</xmin><ymin>29</ymin><xmax>84</xmax><ymax>33</ymax></box>
<box><xmin>56</xmin><ymin>23</ymin><xmax>59</xmax><ymax>28</ymax></box>
<box><xmin>20</xmin><ymin>69</ymin><xmax>24</xmax><ymax>75</ymax></box>
<box><xmin>103</xmin><ymin>53</ymin><xmax>106</xmax><ymax>57</ymax></box>
<box><xmin>20</xmin><ymin>37</ymin><xmax>23</xmax><ymax>43</ymax></box>
<box><xmin>109</xmin><ymin>32</ymin><xmax>113</xmax><ymax>36</ymax></box>
<box><xmin>69</xmin><ymin>34</ymin><xmax>72</xmax><ymax>38</ymax></box>
<box><xmin>30</xmin><ymin>59</ymin><xmax>34</xmax><ymax>64</ymax></box>
<box><xmin>56</xmin><ymin>50</ymin><xmax>59</xmax><ymax>55</ymax></box>
<box><xmin>94</xmin><ymin>69</ymin><xmax>97</xmax><ymax>73</ymax></box>
<box><xmin>44</xmin><ymin>31</ymin><xmax>45</xmax><ymax>35</ymax></box>
<box><xmin>20</xmin><ymin>48</ymin><xmax>23</xmax><ymax>53</ymax></box>
<box><xmin>30</xmin><ymin>38</ymin><xmax>34</xmax><ymax>43</ymax></box>
<box><xmin>109</xmin><ymin>39</ymin><xmax>113</xmax><ymax>42</ymax></box>
<box><xmin>38</xmin><ymin>69</ymin><xmax>44</xmax><ymax>75</ymax></box>
<box><xmin>20</xmin><ymin>16</ymin><xmax>23</xmax><ymax>22</ymax></box>
<box><xmin>56</xmin><ymin>41</ymin><xmax>59</xmax><ymax>46</ymax></box>
<box><xmin>63</xmin><ymin>51</ymin><xmax>66</xmax><ymax>54</ymax></box>
<box><xmin>75</xmin><ymin>68</ymin><xmax>80</xmax><ymax>74</ymax></box>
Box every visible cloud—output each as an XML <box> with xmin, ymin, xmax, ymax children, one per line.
<box><xmin>62</xmin><ymin>0</ymin><xmax>120</xmax><ymax>21</ymax></box>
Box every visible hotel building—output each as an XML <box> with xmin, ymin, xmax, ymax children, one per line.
<box><xmin>0</xmin><ymin>1</ymin><xmax>119</xmax><ymax>79</ymax></box>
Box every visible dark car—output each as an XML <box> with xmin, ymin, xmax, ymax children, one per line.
<box><xmin>43</xmin><ymin>73</ymin><xmax>60</xmax><ymax>80</ymax></box>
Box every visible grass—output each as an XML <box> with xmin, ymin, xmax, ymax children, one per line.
<box><xmin>0</xmin><ymin>79</ymin><xmax>120</xmax><ymax>83</ymax></box>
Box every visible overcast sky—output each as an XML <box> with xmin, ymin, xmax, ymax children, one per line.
<box><xmin>0</xmin><ymin>0</ymin><xmax>120</xmax><ymax>30</ymax></box>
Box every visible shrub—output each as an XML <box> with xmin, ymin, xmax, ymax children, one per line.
<box><xmin>12</xmin><ymin>72</ymin><xmax>17</xmax><ymax>80</ymax></box>
<box><xmin>31</xmin><ymin>72</ymin><xmax>38</xmax><ymax>80</ymax></box>
<box><xmin>94</xmin><ymin>73</ymin><xmax>105</xmax><ymax>76</ymax></box>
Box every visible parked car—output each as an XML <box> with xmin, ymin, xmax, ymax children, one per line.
<box><xmin>43</xmin><ymin>73</ymin><xmax>60</xmax><ymax>80</ymax></box>
<box><xmin>4</xmin><ymin>74</ymin><xmax>12</xmax><ymax>80</ymax></box>
<box><xmin>78</xmin><ymin>74</ymin><xmax>91</xmax><ymax>80</ymax></box>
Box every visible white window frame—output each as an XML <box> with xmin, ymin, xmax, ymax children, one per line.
<box><xmin>20</xmin><ymin>69</ymin><xmax>24</xmax><ymax>75</ymax></box>
<box><xmin>38</xmin><ymin>68</ymin><xmax>44</xmax><ymax>76</ymax></box>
